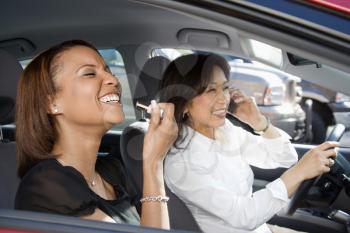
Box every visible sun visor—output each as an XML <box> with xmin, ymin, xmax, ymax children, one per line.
<box><xmin>0</xmin><ymin>38</ymin><xmax>36</xmax><ymax>59</ymax></box>
<box><xmin>177</xmin><ymin>28</ymin><xmax>230</xmax><ymax>50</ymax></box>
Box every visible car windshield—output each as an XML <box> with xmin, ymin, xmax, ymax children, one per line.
<box><xmin>1</xmin><ymin>1</ymin><xmax>350</xmax><ymax>233</ymax></box>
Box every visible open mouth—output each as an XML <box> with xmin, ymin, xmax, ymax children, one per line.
<box><xmin>212</xmin><ymin>108</ymin><xmax>227</xmax><ymax>117</ymax></box>
<box><xmin>99</xmin><ymin>92</ymin><xmax>121</xmax><ymax>104</ymax></box>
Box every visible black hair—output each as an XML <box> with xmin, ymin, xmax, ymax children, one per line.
<box><xmin>159</xmin><ymin>53</ymin><xmax>230</xmax><ymax>148</ymax></box>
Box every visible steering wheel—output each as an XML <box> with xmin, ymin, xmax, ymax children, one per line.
<box><xmin>326</xmin><ymin>124</ymin><xmax>345</xmax><ymax>142</ymax></box>
<box><xmin>287</xmin><ymin>124</ymin><xmax>350</xmax><ymax>215</ymax></box>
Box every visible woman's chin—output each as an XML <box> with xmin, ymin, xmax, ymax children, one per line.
<box><xmin>109</xmin><ymin>115</ymin><xmax>125</xmax><ymax>125</ymax></box>
<box><xmin>102</xmin><ymin>114</ymin><xmax>125</xmax><ymax>128</ymax></box>
<box><xmin>212</xmin><ymin>117</ymin><xmax>226</xmax><ymax>127</ymax></box>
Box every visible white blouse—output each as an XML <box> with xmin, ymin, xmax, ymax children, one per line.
<box><xmin>164</xmin><ymin>119</ymin><xmax>298</xmax><ymax>233</ymax></box>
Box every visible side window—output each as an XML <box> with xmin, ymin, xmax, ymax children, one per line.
<box><xmin>151</xmin><ymin>47</ymin><xmax>350</xmax><ymax>146</ymax></box>
<box><xmin>99</xmin><ymin>49</ymin><xmax>136</xmax><ymax>130</ymax></box>
<box><xmin>151</xmin><ymin>48</ymin><xmax>305</xmax><ymax>144</ymax></box>
<box><xmin>20</xmin><ymin>49</ymin><xmax>136</xmax><ymax>131</ymax></box>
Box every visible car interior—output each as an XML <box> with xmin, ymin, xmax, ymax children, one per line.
<box><xmin>0</xmin><ymin>0</ymin><xmax>350</xmax><ymax>233</ymax></box>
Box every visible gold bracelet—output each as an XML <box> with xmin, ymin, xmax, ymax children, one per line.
<box><xmin>140</xmin><ymin>195</ymin><xmax>169</xmax><ymax>203</ymax></box>
<box><xmin>253</xmin><ymin>115</ymin><xmax>270</xmax><ymax>136</ymax></box>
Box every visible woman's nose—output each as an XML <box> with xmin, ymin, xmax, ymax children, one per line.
<box><xmin>217</xmin><ymin>89</ymin><xmax>230</xmax><ymax>102</ymax></box>
<box><xmin>104</xmin><ymin>72</ymin><xmax>119</xmax><ymax>86</ymax></box>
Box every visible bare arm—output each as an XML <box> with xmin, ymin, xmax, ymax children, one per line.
<box><xmin>229</xmin><ymin>90</ymin><xmax>280</xmax><ymax>139</ymax></box>
<box><xmin>281</xmin><ymin>141</ymin><xmax>338</xmax><ymax>197</ymax></box>
<box><xmin>230</xmin><ymin>90</ymin><xmax>339</xmax><ymax>196</ymax></box>
<box><xmin>140</xmin><ymin>101</ymin><xmax>177</xmax><ymax>229</ymax></box>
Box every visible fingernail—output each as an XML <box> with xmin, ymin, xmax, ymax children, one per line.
<box><xmin>235</xmin><ymin>98</ymin><xmax>242</xmax><ymax>103</ymax></box>
<box><xmin>146</xmin><ymin>107</ymin><xmax>152</xmax><ymax>114</ymax></box>
<box><xmin>151</xmin><ymin>100</ymin><xmax>157</xmax><ymax>107</ymax></box>
<box><xmin>335</xmin><ymin>147</ymin><xmax>339</xmax><ymax>154</ymax></box>
<box><xmin>148</xmin><ymin>100</ymin><xmax>157</xmax><ymax>114</ymax></box>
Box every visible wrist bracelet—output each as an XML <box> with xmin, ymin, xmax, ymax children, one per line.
<box><xmin>253</xmin><ymin>115</ymin><xmax>270</xmax><ymax>135</ymax></box>
<box><xmin>140</xmin><ymin>195</ymin><xmax>169</xmax><ymax>203</ymax></box>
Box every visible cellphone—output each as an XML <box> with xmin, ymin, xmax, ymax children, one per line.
<box><xmin>228</xmin><ymin>100</ymin><xmax>237</xmax><ymax>113</ymax></box>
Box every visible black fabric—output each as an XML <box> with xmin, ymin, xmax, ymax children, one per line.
<box><xmin>15</xmin><ymin>156</ymin><xmax>140</xmax><ymax>225</ymax></box>
<box><xmin>134</xmin><ymin>56</ymin><xmax>171</xmax><ymax>105</ymax></box>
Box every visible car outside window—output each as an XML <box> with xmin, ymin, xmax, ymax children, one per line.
<box><xmin>153</xmin><ymin>47</ymin><xmax>350</xmax><ymax>147</ymax></box>
<box><xmin>152</xmin><ymin>48</ymin><xmax>306</xmax><ymax>143</ymax></box>
<box><xmin>98</xmin><ymin>49</ymin><xmax>136</xmax><ymax>131</ymax></box>
<box><xmin>20</xmin><ymin>49</ymin><xmax>136</xmax><ymax>132</ymax></box>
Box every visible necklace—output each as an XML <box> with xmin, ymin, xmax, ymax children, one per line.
<box><xmin>56</xmin><ymin>158</ymin><xmax>97</xmax><ymax>187</ymax></box>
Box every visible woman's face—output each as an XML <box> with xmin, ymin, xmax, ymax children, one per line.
<box><xmin>52</xmin><ymin>46</ymin><xmax>124</xmax><ymax>131</ymax></box>
<box><xmin>185</xmin><ymin>65</ymin><xmax>230</xmax><ymax>138</ymax></box>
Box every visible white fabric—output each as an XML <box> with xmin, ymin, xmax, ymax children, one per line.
<box><xmin>164</xmin><ymin>119</ymin><xmax>298</xmax><ymax>233</ymax></box>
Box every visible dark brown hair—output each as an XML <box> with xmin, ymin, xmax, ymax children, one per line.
<box><xmin>159</xmin><ymin>53</ymin><xmax>230</xmax><ymax>147</ymax></box>
<box><xmin>16</xmin><ymin>40</ymin><xmax>99</xmax><ymax>178</ymax></box>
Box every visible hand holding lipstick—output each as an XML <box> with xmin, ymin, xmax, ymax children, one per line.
<box><xmin>142</xmin><ymin>100</ymin><xmax>178</xmax><ymax>165</ymax></box>
<box><xmin>136</xmin><ymin>101</ymin><xmax>164</xmax><ymax>118</ymax></box>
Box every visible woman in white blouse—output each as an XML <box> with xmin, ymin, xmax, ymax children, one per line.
<box><xmin>159</xmin><ymin>54</ymin><xmax>338</xmax><ymax>233</ymax></box>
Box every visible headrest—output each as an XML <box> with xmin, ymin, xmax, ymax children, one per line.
<box><xmin>0</xmin><ymin>49</ymin><xmax>23</xmax><ymax>124</ymax></box>
<box><xmin>134</xmin><ymin>56</ymin><xmax>171</xmax><ymax>105</ymax></box>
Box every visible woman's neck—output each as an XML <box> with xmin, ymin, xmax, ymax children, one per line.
<box><xmin>52</xmin><ymin>126</ymin><xmax>103</xmax><ymax>184</ymax></box>
<box><xmin>188</xmin><ymin>123</ymin><xmax>215</xmax><ymax>139</ymax></box>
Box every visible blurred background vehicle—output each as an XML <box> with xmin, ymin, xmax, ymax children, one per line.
<box><xmin>300</xmin><ymin>80</ymin><xmax>350</xmax><ymax>144</ymax></box>
<box><xmin>1</xmin><ymin>0</ymin><xmax>350</xmax><ymax>232</ymax></box>
<box><xmin>227</xmin><ymin>57</ymin><xmax>306</xmax><ymax>142</ymax></box>
<box><xmin>154</xmin><ymin>49</ymin><xmax>307</xmax><ymax>142</ymax></box>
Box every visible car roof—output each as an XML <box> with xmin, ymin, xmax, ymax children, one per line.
<box><xmin>245</xmin><ymin>0</ymin><xmax>350</xmax><ymax>35</ymax></box>
<box><xmin>0</xmin><ymin>0</ymin><xmax>349</xmax><ymax>96</ymax></box>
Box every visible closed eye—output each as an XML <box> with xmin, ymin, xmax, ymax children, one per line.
<box><xmin>83</xmin><ymin>72</ymin><xmax>96</xmax><ymax>76</ymax></box>
<box><xmin>206</xmin><ymin>88</ymin><xmax>216</xmax><ymax>92</ymax></box>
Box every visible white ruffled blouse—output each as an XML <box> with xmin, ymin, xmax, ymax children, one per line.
<box><xmin>164</xmin><ymin>119</ymin><xmax>298</xmax><ymax>233</ymax></box>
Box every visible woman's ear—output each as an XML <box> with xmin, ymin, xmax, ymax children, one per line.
<box><xmin>49</xmin><ymin>103</ymin><xmax>61</xmax><ymax>115</ymax></box>
<box><xmin>182</xmin><ymin>107</ymin><xmax>189</xmax><ymax>120</ymax></box>
<box><xmin>48</xmin><ymin>96</ymin><xmax>62</xmax><ymax>115</ymax></box>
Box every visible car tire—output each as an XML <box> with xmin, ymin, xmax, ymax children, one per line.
<box><xmin>311</xmin><ymin>112</ymin><xmax>327</xmax><ymax>144</ymax></box>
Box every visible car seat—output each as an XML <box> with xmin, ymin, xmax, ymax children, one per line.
<box><xmin>121</xmin><ymin>56</ymin><xmax>202</xmax><ymax>232</ymax></box>
<box><xmin>133</xmin><ymin>56</ymin><xmax>172</xmax><ymax>105</ymax></box>
<box><xmin>0</xmin><ymin>49</ymin><xmax>22</xmax><ymax>209</ymax></box>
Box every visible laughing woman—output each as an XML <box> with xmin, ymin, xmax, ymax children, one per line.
<box><xmin>15</xmin><ymin>40</ymin><xmax>177</xmax><ymax>229</ymax></box>
<box><xmin>160</xmin><ymin>54</ymin><xmax>337</xmax><ymax>233</ymax></box>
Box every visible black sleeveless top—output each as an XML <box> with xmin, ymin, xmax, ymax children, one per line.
<box><xmin>15</xmin><ymin>156</ymin><xmax>140</xmax><ymax>225</ymax></box>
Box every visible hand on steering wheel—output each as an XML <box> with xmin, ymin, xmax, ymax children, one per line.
<box><xmin>286</xmin><ymin>141</ymin><xmax>340</xmax><ymax>215</ymax></box>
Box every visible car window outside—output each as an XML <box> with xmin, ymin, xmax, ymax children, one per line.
<box><xmin>152</xmin><ymin>48</ymin><xmax>350</xmax><ymax>147</ymax></box>
<box><xmin>19</xmin><ymin>49</ymin><xmax>136</xmax><ymax>131</ymax></box>
<box><xmin>152</xmin><ymin>48</ymin><xmax>306</xmax><ymax>143</ymax></box>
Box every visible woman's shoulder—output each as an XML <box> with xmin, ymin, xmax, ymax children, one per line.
<box><xmin>15</xmin><ymin>159</ymin><xmax>96</xmax><ymax>216</ymax></box>
<box><xmin>21</xmin><ymin>158</ymin><xmax>87</xmax><ymax>186</ymax></box>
